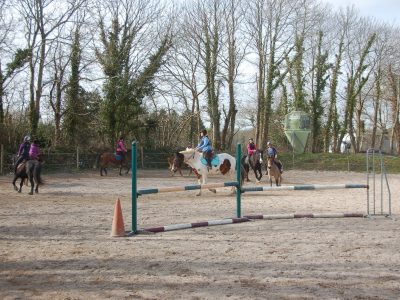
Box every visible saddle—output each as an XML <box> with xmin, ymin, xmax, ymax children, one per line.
<box><xmin>16</xmin><ymin>161</ymin><xmax>27</xmax><ymax>173</ymax></box>
<box><xmin>115</xmin><ymin>153</ymin><xmax>124</xmax><ymax>161</ymax></box>
<box><xmin>200</xmin><ymin>152</ymin><xmax>219</xmax><ymax>167</ymax></box>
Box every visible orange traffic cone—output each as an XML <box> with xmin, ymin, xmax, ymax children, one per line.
<box><xmin>111</xmin><ymin>198</ymin><xmax>125</xmax><ymax>237</ymax></box>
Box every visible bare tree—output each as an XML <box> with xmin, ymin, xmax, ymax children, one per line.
<box><xmin>17</xmin><ymin>0</ymin><xmax>86</xmax><ymax>135</ymax></box>
<box><xmin>220</xmin><ymin>0</ymin><xmax>246</xmax><ymax>150</ymax></box>
<box><xmin>245</xmin><ymin>0</ymin><xmax>296</xmax><ymax>148</ymax></box>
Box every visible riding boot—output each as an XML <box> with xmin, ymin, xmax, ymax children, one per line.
<box><xmin>207</xmin><ymin>158</ymin><xmax>212</xmax><ymax>170</ymax></box>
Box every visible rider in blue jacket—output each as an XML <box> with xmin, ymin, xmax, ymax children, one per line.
<box><xmin>266</xmin><ymin>141</ymin><xmax>283</xmax><ymax>173</ymax></box>
<box><xmin>196</xmin><ymin>129</ymin><xmax>213</xmax><ymax>168</ymax></box>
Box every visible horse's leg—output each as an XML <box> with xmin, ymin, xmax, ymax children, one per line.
<box><xmin>269</xmin><ymin>173</ymin><xmax>272</xmax><ymax>187</ymax></box>
<box><xmin>100</xmin><ymin>166</ymin><xmax>104</xmax><ymax>176</ymax></box>
<box><xmin>12</xmin><ymin>175</ymin><xmax>18</xmax><ymax>191</ymax></box>
<box><xmin>244</xmin><ymin>164</ymin><xmax>250</xmax><ymax>182</ymax></box>
<box><xmin>125</xmin><ymin>166</ymin><xmax>130</xmax><ymax>175</ymax></box>
<box><xmin>28</xmin><ymin>173</ymin><xmax>34</xmax><ymax>195</ymax></box>
<box><xmin>196</xmin><ymin>176</ymin><xmax>202</xmax><ymax>196</ymax></box>
<box><xmin>19</xmin><ymin>178</ymin><xmax>24</xmax><ymax>193</ymax></box>
<box><xmin>34</xmin><ymin>166</ymin><xmax>39</xmax><ymax>193</ymax></box>
<box><xmin>256</xmin><ymin>165</ymin><xmax>262</xmax><ymax>182</ymax></box>
<box><xmin>197</xmin><ymin>173</ymin><xmax>206</xmax><ymax>196</ymax></box>
<box><xmin>252</xmin><ymin>165</ymin><xmax>260</xmax><ymax>182</ymax></box>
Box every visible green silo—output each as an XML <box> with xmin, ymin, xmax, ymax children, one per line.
<box><xmin>284</xmin><ymin>111</ymin><xmax>311</xmax><ymax>153</ymax></box>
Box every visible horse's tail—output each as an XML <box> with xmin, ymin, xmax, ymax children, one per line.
<box><xmin>36</xmin><ymin>163</ymin><xmax>43</xmax><ymax>185</ymax></box>
<box><xmin>95</xmin><ymin>153</ymin><xmax>101</xmax><ymax>168</ymax></box>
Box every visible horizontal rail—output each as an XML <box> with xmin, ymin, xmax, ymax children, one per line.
<box><xmin>138</xmin><ymin>181</ymin><xmax>238</xmax><ymax>195</ymax></box>
<box><xmin>242</xmin><ymin>184</ymin><xmax>368</xmax><ymax>193</ymax></box>
<box><xmin>138</xmin><ymin>217</ymin><xmax>250</xmax><ymax>233</ymax></box>
<box><xmin>244</xmin><ymin>212</ymin><xmax>366</xmax><ymax>219</ymax></box>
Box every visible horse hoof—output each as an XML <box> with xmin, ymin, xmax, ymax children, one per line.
<box><xmin>29</xmin><ymin>192</ymin><xmax>33</xmax><ymax>195</ymax></box>
<box><xmin>18</xmin><ymin>190</ymin><xmax>22</xmax><ymax>193</ymax></box>
<box><xmin>14</xmin><ymin>186</ymin><xmax>18</xmax><ymax>191</ymax></box>
<box><xmin>209</xmin><ymin>188</ymin><xmax>216</xmax><ymax>193</ymax></box>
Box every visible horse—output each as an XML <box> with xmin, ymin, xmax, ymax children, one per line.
<box><xmin>12</xmin><ymin>160</ymin><xmax>42</xmax><ymax>194</ymax></box>
<box><xmin>241</xmin><ymin>149</ymin><xmax>263</xmax><ymax>182</ymax></box>
<box><xmin>266</xmin><ymin>156</ymin><xmax>282</xmax><ymax>186</ymax></box>
<box><xmin>179</xmin><ymin>148</ymin><xmax>245</xmax><ymax>196</ymax></box>
<box><xmin>167</xmin><ymin>152</ymin><xmax>193</xmax><ymax>177</ymax></box>
<box><xmin>99</xmin><ymin>150</ymin><xmax>131</xmax><ymax>176</ymax></box>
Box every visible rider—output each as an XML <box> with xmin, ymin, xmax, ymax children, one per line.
<box><xmin>266</xmin><ymin>141</ymin><xmax>283</xmax><ymax>173</ymax></box>
<box><xmin>29</xmin><ymin>138</ymin><xmax>41</xmax><ymax>161</ymax></box>
<box><xmin>196</xmin><ymin>129</ymin><xmax>213</xmax><ymax>168</ymax></box>
<box><xmin>15</xmin><ymin>135</ymin><xmax>31</xmax><ymax>173</ymax></box>
<box><xmin>247</xmin><ymin>138</ymin><xmax>257</xmax><ymax>164</ymax></box>
<box><xmin>116</xmin><ymin>136</ymin><xmax>128</xmax><ymax>161</ymax></box>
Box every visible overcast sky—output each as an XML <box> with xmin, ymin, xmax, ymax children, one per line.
<box><xmin>320</xmin><ymin>0</ymin><xmax>399</xmax><ymax>25</ymax></box>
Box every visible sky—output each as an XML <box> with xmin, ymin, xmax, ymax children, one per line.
<box><xmin>320</xmin><ymin>0</ymin><xmax>400</xmax><ymax>25</ymax></box>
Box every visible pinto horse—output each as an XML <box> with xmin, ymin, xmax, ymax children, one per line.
<box><xmin>179</xmin><ymin>148</ymin><xmax>245</xmax><ymax>196</ymax></box>
<box><xmin>266</xmin><ymin>156</ymin><xmax>282</xmax><ymax>186</ymax></box>
<box><xmin>12</xmin><ymin>160</ymin><xmax>42</xmax><ymax>194</ymax></box>
<box><xmin>167</xmin><ymin>152</ymin><xmax>193</xmax><ymax>177</ymax></box>
<box><xmin>241</xmin><ymin>149</ymin><xmax>263</xmax><ymax>182</ymax></box>
<box><xmin>99</xmin><ymin>151</ymin><xmax>131</xmax><ymax>176</ymax></box>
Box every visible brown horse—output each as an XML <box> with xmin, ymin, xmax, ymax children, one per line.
<box><xmin>266</xmin><ymin>156</ymin><xmax>282</xmax><ymax>186</ymax></box>
<box><xmin>99</xmin><ymin>151</ymin><xmax>131</xmax><ymax>176</ymax></box>
<box><xmin>167</xmin><ymin>152</ymin><xmax>193</xmax><ymax>177</ymax></box>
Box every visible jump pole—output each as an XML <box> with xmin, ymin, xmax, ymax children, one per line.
<box><xmin>244</xmin><ymin>212</ymin><xmax>366</xmax><ymax>220</ymax></box>
<box><xmin>242</xmin><ymin>184</ymin><xmax>369</xmax><ymax>193</ymax></box>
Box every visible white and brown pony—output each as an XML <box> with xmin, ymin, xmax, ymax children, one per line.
<box><xmin>266</xmin><ymin>156</ymin><xmax>282</xmax><ymax>186</ymax></box>
<box><xmin>179</xmin><ymin>148</ymin><xmax>243</xmax><ymax>196</ymax></box>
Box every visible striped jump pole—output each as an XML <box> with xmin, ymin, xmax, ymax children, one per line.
<box><xmin>242</xmin><ymin>184</ymin><xmax>369</xmax><ymax>193</ymax></box>
<box><xmin>139</xmin><ymin>217</ymin><xmax>250</xmax><ymax>233</ymax></box>
<box><xmin>137</xmin><ymin>181</ymin><xmax>238</xmax><ymax>195</ymax></box>
<box><xmin>244</xmin><ymin>212</ymin><xmax>366</xmax><ymax>220</ymax></box>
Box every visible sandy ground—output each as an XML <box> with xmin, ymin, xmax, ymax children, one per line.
<box><xmin>0</xmin><ymin>168</ymin><xmax>399</xmax><ymax>300</ymax></box>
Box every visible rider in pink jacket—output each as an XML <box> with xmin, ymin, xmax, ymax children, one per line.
<box><xmin>247</xmin><ymin>138</ymin><xmax>257</xmax><ymax>156</ymax></box>
<box><xmin>29</xmin><ymin>139</ymin><xmax>40</xmax><ymax>160</ymax></box>
<box><xmin>116</xmin><ymin>137</ymin><xmax>128</xmax><ymax>159</ymax></box>
<box><xmin>246</xmin><ymin>138</ymin><xmax>257</xmax><ymax>165</ymax></box>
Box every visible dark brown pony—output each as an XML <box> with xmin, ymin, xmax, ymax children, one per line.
<box><xmin>167</xmin><ymin>152</ymin><xmax>193</xmax><ymax>177</ymax></box>
<box><xmin>12</xmin><ymin>160</ymin><xmax>42</xmax><ymax>194</ymax></box>
<box><xmin>241</xmin><ymin>149</ymin><xmax>263</xmax><ymax>182</ymax></box>
<box><xmin>99</xmin><ymin>151</ymin><xmax>131</xmax><ymax>176</ymax></box>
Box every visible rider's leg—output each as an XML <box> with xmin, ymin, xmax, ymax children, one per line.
<box><xmin>14</xmin><ymin>156</ymin><xmax>24</xmax><ymax>173</ymax></box>
<box><xmin>206</xmin><ymin>151</ymin><xmax>212</xmax><ymax>168</ymax></box>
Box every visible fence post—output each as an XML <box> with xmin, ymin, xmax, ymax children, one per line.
<box><xmin>0</xmin><ymin>144</ymin><xmax>3</xmax><ymax>175</ymax></box>
<box><xmin>131</xmin><ymin>141</ymin><xmax>138</xmax><ymax>234</ymax></box>
<box><xmin>140</xmin><ymin>146</ymin><xmax>144</xmax><ymax>168</ymax></box>
<box><xmin>236</xmin><ymin>143</ymin><xmax>242</xmax><ymax>218</ymax></box>
<box><xmin>76</xmin><ymin>147</ymin><xmax>79</xmax><ymax>169</ymax></box>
